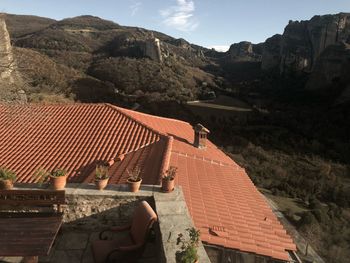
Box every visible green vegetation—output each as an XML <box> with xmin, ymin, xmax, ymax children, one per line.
<box><xmin>176</xmin><ymin>227</ymin><xmax>200</xmax><ymax>263</ymax></box>
<box><xmin>0</xmin><ymin>167</ymin><xmax>16</xmax><ymax>182</ymax></box>
<box><xmin>95</xmin><ymin>165</ymin><xmax>109</xmax><ymax>180</ymax></box>
<box><xmin>34</xmin><ymin>168</ymin><xmax>66</xmax><ymax>185</ymax></box>
<box><xmin>197</xmin><ymin>90</ymin><xmax>350</xmax><ymax>262</ymax></box>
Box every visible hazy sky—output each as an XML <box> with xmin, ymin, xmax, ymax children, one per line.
<box><xmin>1</xmin><ymin>0</ymin><xmax>350</xmax><ymax>51</ymax></box>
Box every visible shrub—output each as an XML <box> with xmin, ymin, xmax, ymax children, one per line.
<box><xmin>0</xmin><ymin>167</ymin><xmax>16</xmax><ymax>182</ymax></box>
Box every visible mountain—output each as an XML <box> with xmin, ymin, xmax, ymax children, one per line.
<box><xmin>2</xmin><ymin>12</ymin><xmax>350</xmax><ymax>105</ymax></box>
<box><xmin>1</xmin><ymin>14</ymin><xmax>219</xmax><ymax>103</ymax></box>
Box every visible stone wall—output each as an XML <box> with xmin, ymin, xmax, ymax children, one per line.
<box><xmin>62</xmin><ymin>187</ymin><xmax>151</xmax><ymax>231</ymax></box>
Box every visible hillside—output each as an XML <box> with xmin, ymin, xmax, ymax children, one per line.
<box><xmin>2</xmin><ymin>14</ymin><xmax>218</xmax><ymax>103</ymax></box>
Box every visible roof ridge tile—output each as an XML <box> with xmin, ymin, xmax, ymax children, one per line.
<box><xmin>105</xmin><ymin>104</ymin><xmax>170</xmax><ymax>138</ymax></box>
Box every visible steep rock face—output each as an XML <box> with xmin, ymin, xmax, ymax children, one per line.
<box><xmin>306</xmin><ymin>43</ymin><xmax>350</xmax><ymax>91</ymax></box>
<box><xmin>227</xmin><ymin>41</ymin><xmax>261</xmax><ymax>61</ymax></box>
<box><xmin>264</xmin><ymin>13</ymin><xmax>350</xmax><ymax>75</ymax></box>
<box><xmin>261</xmin><ymin>34</ymin><xmax>282</xmax><ymax>71</ymax></box>
<box><xmin>307</xmin><ymin>13</ymin><xmax>350</xmax><ymax>61</ymax></box>
<box><xmin>143</xmin><ymin>37</ymin><xmax>162</xmax><ymax>62</ymax></box>
<box><xmin>0</xmin><ymin>15</ymin><xmax>16</xmax><ymax>83</ymax></box>
<box><xmin>0</xmin><ymin>15</ymin><xmax>25</xmax><ymax>101</ymax></box>
<box><xmin>279</xmin><ymin>20</ymin><xmax>312</xmax><ymax>74</ymax></box>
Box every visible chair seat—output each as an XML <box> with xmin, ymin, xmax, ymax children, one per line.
<box><xmin>91</xmin><ymin>201</ymin><xmax>158</xmax><ymax>263</ymax></box>
<box><xmin>92</xmin><ymin>236</ymin><xmax>134</xmax><ymax>263</ymax></box>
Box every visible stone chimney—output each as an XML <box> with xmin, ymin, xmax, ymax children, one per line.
<box><xmin>193</xmin><ymin>123</ymin><xmax>210</xmax><ymax>149</ymax></box>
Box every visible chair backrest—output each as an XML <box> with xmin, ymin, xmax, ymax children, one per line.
<box><xmin>130</xmin><ymin>201</ymin><xmax>157</xmax><ymax>245</ymax></box>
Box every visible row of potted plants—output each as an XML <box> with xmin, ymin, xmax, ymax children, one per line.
<box><xmin>0</xmin><ymin>164</ymin><xmax>179</xmax><ymax>192</ymax></box>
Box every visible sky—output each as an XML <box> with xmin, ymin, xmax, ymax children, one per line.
<box><xmin>1</xmin><ymin>0</ymin><xmax>350</xmax><ymax>51</ymax></box>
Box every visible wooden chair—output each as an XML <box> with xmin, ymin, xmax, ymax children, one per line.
<box><xmin>91</xmin><ymin>200</ymin><xmax>157</xmax><ymax>263</ymax></box>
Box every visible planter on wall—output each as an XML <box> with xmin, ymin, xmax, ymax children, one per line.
<box><xmin>161</xmin><ymin>178</ymin><xmax>175</xmax><ymax>193</ymax></box>
<box><xmin>50</xmin><ymin>175</ymin><xmax>67</xmax><ymax>190</ymax></box>
<box><xmin>127</xmin><ymin>178</ymin><xmax>142</xmax><ymax>192</ymax></box>
<box><xmin>0</xmin><ymin>179</ymin><xmax>14</xmax><ymax>190</ymax></box>
<box><xmin>95</xmin><ymin>177</ymin><xmax>109</xmax><ymax>190</ymax></box>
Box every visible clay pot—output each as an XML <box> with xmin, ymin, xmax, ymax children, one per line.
<box><xmin>161</xmin><ymin>178</ymin><xmax>175</xmax><ymax>192</ymax></box>
<box><xmin>0</xmin><ymin>179</ymin><xmax>13</xmax><ymax>190</ymax></box>
<box><xmin>127</xmin><ymin>178</ymin><xmax>142</xmax><ymax>192</ymax></box>
<box><xmin>50</xmin><ymin>175</ymin><xmax>67</xmax><ymax>190</ymax></box>
<box><xmin>95</xmin><ymin>177</ymin><xmax>109</xmax><ymax>190</ymax></box>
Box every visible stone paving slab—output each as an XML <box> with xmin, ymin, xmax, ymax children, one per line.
<box><xmin>56</xmin><ymin>232</ymin><xmax>89</xmax><ymax>250</ymax></box>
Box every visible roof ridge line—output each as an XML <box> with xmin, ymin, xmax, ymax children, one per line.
<box><xmin>112</xmin><ymin>104</ymin><xmax>192</xmax><ymax>126</ymax></box>
<box><xmin>171</xmin><ymin>150</ymin><xmax>240</xmax><ymax>168</ymax></box>
<box><xmin>105</xmin><ymin>103</ymin><xmax>170</xmax><ymax>139</ymax></box>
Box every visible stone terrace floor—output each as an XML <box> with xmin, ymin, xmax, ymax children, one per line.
<box><xmin>1</xmin><ymin>228</ymin><xmax>157</xmax><ymax>263</ymax></box>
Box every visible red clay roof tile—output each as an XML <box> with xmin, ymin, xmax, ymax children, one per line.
<box><xmin>0</xmin><ymin>103</ymin><xmax>295</xmax><ymax>261</ymax></box>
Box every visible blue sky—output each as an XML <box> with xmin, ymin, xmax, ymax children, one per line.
<box><xmin>1</xmin><ymin>0</ymin><xmax>350</xmax><ymax>51</ymax></box>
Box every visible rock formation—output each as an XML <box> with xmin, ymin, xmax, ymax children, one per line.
<box><xmin>261</xmin><ymin>13</ymin><xmax>350</xmax><ymax>75</ymax></box>
<box><xmin>0</xmin><ymin>15</ymin><xmax>16</xmax><ymax>83</ymax></box>
<box><xmin>306</xmin><ymin>42</ymin><xmax>350</xmax><ymax>90</ymax></box>
<box><xmin>228</xmin><ymin>41</ymin><xmax>253</xmax><ymax>59</ymax></box>
<box><xmin>0</xmin><ymin>14</ymin><xmax>25</xmax><ymax>101</ymax></box>
<box><xmin>261</xmin><ymin>34</ymin><xmax>281</xmax><ymax>71</ymax></box>
<box><xmin>143</xmin><ymin>37</ymin><xmax>162</xmax><ymax>63</ymax></box>
<box><xmin>226</xmin><ymin>41</ymin><xmax>262</xmax><ymax>62</ymax></box>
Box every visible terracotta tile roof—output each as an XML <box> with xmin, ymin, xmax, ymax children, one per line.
<box><xmin>115</xmin><ymin>106</ymin><xmax>296</xmax><ymax>261</ymax></box>
<box><xmin>0</xmin><ymin>103</ymin><xmax>162</xmax><ymax>183</ymax></box>
<box><xmin>0</xmin><ymin>103</ymin><xmax>296</xmax><ymax>261</ymax></box>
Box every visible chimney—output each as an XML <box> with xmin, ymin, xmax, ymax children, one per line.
<box><xmin>193</xmin><ymin>123</ymin><xmax>210</xmax><ymax>149</ymax></box>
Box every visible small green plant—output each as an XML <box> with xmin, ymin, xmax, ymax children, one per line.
<box><xmin>127</xmin><ymin>166</ymin><xmax>142</xmax><ymax>182</ymax></box>
<box><xmin>51</xmin><ymin>168</ymin><xmax>66</xmax><ymax>177</ymax></box>
<box><xmin>176</xmin><ymin>227</ymin><xmax>200</xmax><ymax>263</ymax></box>
<box><xmin>0</xmin><ymin>167</ymin><xmax>16</xmax><ymax>182</ymax></box>
<box><xmin>34</xmin><ymin>168</ymin><xmax>66</xmax><ymax>185</ymax></box>
<box><xmin>95</xmin><ymin>165</ymin><xmax>109</xmax><ymax>180</ymax></box>
<box><xmin>163</xmin><ymin>166</ymin><xmax>177</xmax><ymax>181</ymax></box>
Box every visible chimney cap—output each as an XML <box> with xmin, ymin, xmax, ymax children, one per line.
<box><xmin>193</xmin><ymin>123</ymin><xmax>210</xmax><ymax>133</ymax></box>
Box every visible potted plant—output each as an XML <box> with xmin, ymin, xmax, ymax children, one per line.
<box><xmin>162</xmin><ymin>166</ymin><xmax>177</xmax><ymax>192</ymax></box>
<box><xmin>50</xmin><ymin>168</ymin><xmax>67</xmax><ymax>190</ymax></box>
<box><xmin>35</xmin><ymin>168</ymin><xmax>67</xmax><ymax>190</ymax></box>
<box><xmin>176</xmin><ymin>227</ymin><xmax>200</xmax><ymax>263</ymax></box>
<box><xmin>126</xmin><ymin>166</ymin><xmax>142</xmax><ymax>192</ymax></box>
<box><xmin>94</xmin><ymin>164</ymin><xmax>109</xmax><ymax>190</ymax></box>
<box><xmin>0</xmin><ymin>167</ymin><xmax>16</xmax><ymax>190</ymax></box>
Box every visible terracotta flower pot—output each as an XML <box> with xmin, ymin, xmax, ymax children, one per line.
<box><xmin>0</xmin><ymin>179</ymin><xmax>13</xmax><ymax>190</ymax></box>
<box><xmin>127</xmin><ymin>178</ymin><xmax>142</xmax><ymax>192</ymax></box>
<box><xmin>95</xmin><ymin>177</ymin><xmax>109</xmax><ymax>190</ymax></box>
<box><xmin>161</xmin><ymin>178</ymin><xmax>175</xmax><ymax>192</ymax></box>
<box><xmin>50</xmin><ymin>175</ymin><xmax>67</xmax><ymax>190</ymax></box>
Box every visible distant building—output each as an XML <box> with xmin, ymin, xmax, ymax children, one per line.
<box><xmin>0</xmin><ymin>103</ymin><xmax>296</xmax><ymax>262</ymax></box>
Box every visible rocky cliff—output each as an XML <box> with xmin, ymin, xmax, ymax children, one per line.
<box><xmin>0</xmin><ymin>14</ymin><xmax>25</xmax><ymax>101</ymax></box>
<box><xmin>261</xmin><ymin>34</ymin><xmax>281</xmax><ymax>71</ymax></box>
<box><xmin>261</xmin><ymin>13</ymin><xmax>350</xmax><ymax>76</ymax></box>
<box><xmin>226</xmin><ymin>41</ymin><xmax>262</xmax><ymax>62</ymax></box>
